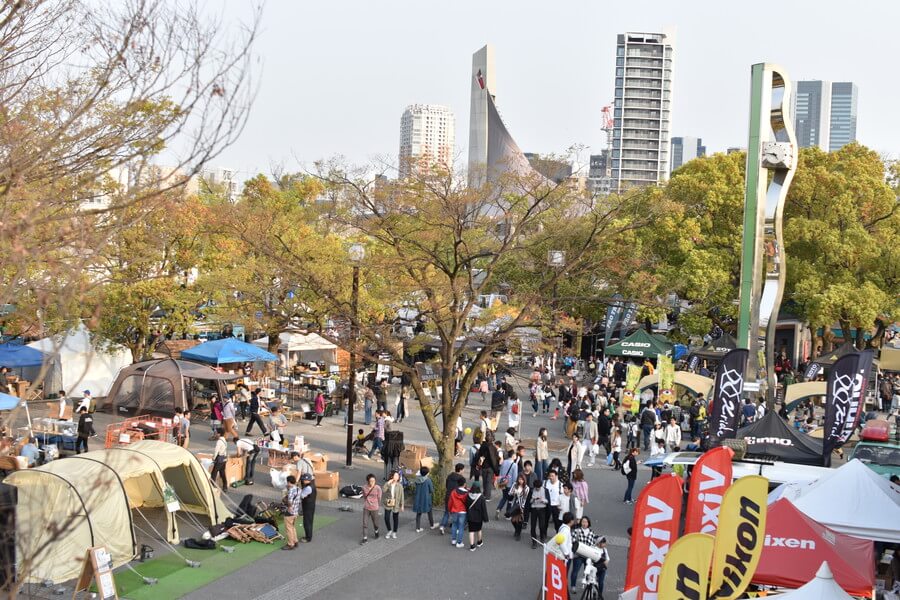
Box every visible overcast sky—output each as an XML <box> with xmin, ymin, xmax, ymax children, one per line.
<box><xmin>216</xmin><ymin>0</ymin><xmax>900</xmax><ymax>179</ymax></box>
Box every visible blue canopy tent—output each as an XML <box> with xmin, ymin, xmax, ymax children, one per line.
<box><xmin>180</xmin><ymin>338</ymin><xmax>278</xmax><ymax>366</ymax></box>
<box><xmin>0</xmin><ymin>343</ymin><xmax>45</xmax><ymax>368</ymax></box>
<box><xmin>0</xmin><ymin>390</ymin><xmax>33</xmax><ymax>433</ymax></box>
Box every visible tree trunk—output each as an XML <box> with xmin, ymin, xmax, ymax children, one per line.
<box><xmin>265</xmin><ymin>329</ymin><xmax>281</xmax><ymax>376</ymax></box>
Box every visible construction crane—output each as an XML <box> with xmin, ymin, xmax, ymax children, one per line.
<box><xmin>599</xmin><ymin>103</ymin><xmax>614</xmax><ymax>194</ymax></box>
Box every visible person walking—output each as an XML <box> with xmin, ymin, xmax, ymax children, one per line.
<box><xmin>413</xmin><ymin>466</ymin><xmax>436</xmax><ymax>532</ymax></box>
<box><xmin>367</xmin><ymin>411</ymin><xmax>385</xmax><ymax>461</ymax></box>
<box><xmin>236</xmin><ymin>384</ymin><xmax>251</xmax><ymax>420</ymax></box>
<box><xmin>221</xmin><ymin>394</ymin><xmax>239</xmax><ymax>442</ymax></box>
<box><xmin>75</xmin><ymin>406</ymin><xmax>95</xmax><ymax>454</ymax></box>
<box><xmin>363</xmin><ymin>387</ymin><xmax>374</xmax><ymax>425</ymax></box>
<box><xmin>210</xmin><ymin>427</ymin><xmax>228</xmax><ymax>491</ymax></box>
<box><xmin>177</xmin><ymin>409</ymin><xmax>191</xmax><ymax>448</ymax></box>
<box><xmin>623</xmin><ymin>447</ymin><xmax>639</xmax><ymax>504</ymax></box>
<box><xmin>447</xmin><ymin>479</ymin><xmax>469</xmax><ymax>549</ymax></box>
<box><xmin>535</xmin><ymin>428</ymin><xmax>550</xmax><ymax>482</ymax></box>
<box><xmin>610</xmin><ymin>426</ymin><xmax>622</xmax><ymax>470</ymax></box>
<box><xmin>313</xmin><ymin>391</ymin><xmax>326</xmax><ymax>427</ymax></box>
<box><xmin>566</xmin><ymin>433</ymin><xmax>585</xmax><ymax>479</ymax></box>
<box><xmin>583</xmin><ymin>413</ymin><xmax>599</xmax><ymax>466</ymax></box>
<box><xmin>639</xmin><ymin>403</ymin><xmax>656</xmax><ymax>452</ymax></box>
<box><xmin>495</xmin><ymin>449</ymin><xmax>519</xmax><ymax>518</ymax></box>
<box><xmin>245</xmin><ymin>388</ymin><xmax>268</xmax><ymax>436</ymax></box>
<box><xmin>479</xmin><ymin>378</ymin><xmax>490</xmax><ymax>404</ymax></box>
<box><xmin>298</xmin><ymin>472</ymin><xmax>317</xmax><ymax>543</ymax></box>
<box><xmin>382</xmin><ymin>470</ymin><xmax>405</xmax><ymax>539</ymax></box>
<box><xmin>665</xmin><ymin>417</ymin><xmax>681</xmax><ymax>452</ymax></box>
<box><xmin>439</xmin><ymin>463</ymin><xmax>467</xmax><ymax>534</ymax></box>
<box><xmin>544</xmin><ymin>470</ymin><xmax>564</xmax><ymax>531</ymax></box>
<box><xmin>508</xmin><ymin>474</ymin><xmax>530</xmax><ymax>541</ymax></box>
<box><xmin>281</xmin><ymin>475</ymin><xmax>300</xmax><ymax>550</ymax></box>
<box><xmin>571</xmin><ymin>468</ymin><xmax>589</xmax><ymax>515</ymax></box>
<box><xmin>360</xmin><ymin>473</ymin><xmax>382</xmax><ymax>543</ymax></box>
<box><xmin>529</xmin><ymin>478</ymin><xmax>549</xmax><ymax>549</ymax></box>
<box><xmin>476</xmin><ymin>430</ymin><xmax>500</xmax><ymax>501</ymax></box>
<box><xmin>465</xmin><ymin>481</ymin><xmax>489</xmax><ymax>551</ymax></box>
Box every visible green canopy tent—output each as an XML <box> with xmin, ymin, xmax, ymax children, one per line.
<box><xmin>604</xmin><ymin>329</ymin><xmax>673</xmax><ymax>359</ymax></box>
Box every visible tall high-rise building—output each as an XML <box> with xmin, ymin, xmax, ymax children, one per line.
<box><xmin>794</xmin><ymin>81</ymin><xmax>832</xmax><ymax>151</ymax></box>
<box><xmin>398</xmin><ymin>104</ymin><xmax>455</xmax><ymax>177</ymax></box>
<box><xmin>611</xmin><ymin>31</ymin><xmax>675</xmax><ymax>193</ymax></box>
<box><xmin>669</xmin><ymin>136</ymin><xmax>705</xmax><ymax>173</ymax></box>
<box><xmin>828</xmin><ymin>82</ymin><xmax>858</xmax><ymax>152</ymax></box>
<box><xmin>794</xmin><ymin>80</ymin><xmax>858</xmax><ymax>152</ymax></box>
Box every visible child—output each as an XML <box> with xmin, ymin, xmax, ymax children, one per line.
<box><xmin>354</xmin><ymin>428</ymin><xmax>368</xmax><ymax>453</ymax></box>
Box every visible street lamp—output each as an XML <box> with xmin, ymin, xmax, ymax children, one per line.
<box><xmin>345</xmin><ymin>243</ymin><xmax>365</xmax><ymax>467</ymax></box>
<box><xmin>547</xmin><ymin>250</ymin><xmax>566</xmax><ymax>374</ymax></box>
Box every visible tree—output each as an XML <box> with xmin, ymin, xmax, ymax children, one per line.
<box><xmin>784</xmin><ymin>143</ymin><xmax>900</xmax><ymax>348</ymax></box>
<box><xmin>247</xmin><ymin>161</ymin><xmax>656</xmax><ymax>478</ymax></box>
<box><xmin>0</xmin><ymin>0</ymin><xmax>258</xmax><ymax>339</ymax></box>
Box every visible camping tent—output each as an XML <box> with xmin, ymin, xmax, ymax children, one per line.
<box><xmin>772</xmin><ymin>562</ymin><xmax>855</xmax><ymax>600</ymax></box>
<box><xmin>27</xmin><ymin>323</ymin><xmax>131</xmax><ymax>396</ymax></box>
<box><xmin>881</xmin><ymin>347</ymin><xmax>900</xmax><ymax>372</ymax></box>
<box><xmin>604</xmin><ymin>329</ymin><xmax>672</xmax><ymax>359</ymax></box>
<box><xmin>736</xmin><ymin>410</ymin><xmax>824</xmax><ymax>465</ymax></box>
<box><xmin>5</xmin><ymin>440</ymin><xmax>230</xmax><ymax>583</ymax></box>
<box><xmin>252</xmin><ymin>332</ymin><xmax>338</xmax><ymax>367</ymax></box>
<box><xmin>637</xmin><ymin>372</ymin><xmax>713</xmax><ymax>397</ymax></box>
<box><xmin>101</xmin><ymin>359</ymin><xmax>239</xmax><ymax>415</ymax></box>
<box><xmin>181</xmin><ymin>337</ymin><xmax>278</xmax><ymax>366</ymax></box>
<box><xmin>688</xmin><ymin>334</ymin><xmax>738</xmax><ymax>361</ymax></box>
<box><xmin>753</xmin><ymin>499</ymin><xmax>874</xmax><ymax>596</ymax></box>
<box><xmin>810</xmin><ymin>342</ymin><xmax>857</xmax><ymax>367</ymax></box>
<box><xmin>785</xmin><ymin>459</ymin><xmax>900</xmax><ymax>542</ymax></box>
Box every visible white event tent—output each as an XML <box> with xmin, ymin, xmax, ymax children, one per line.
<box><xmin>783</xmin><ymin>459</ymin><xmax>900</xmax><ymax>543</ymax></box>
<box><xmin>773</xmin><ymin>562</ymin><xmax>855</xmax><ymax>600</ymax></box>
<box><xmin>252</xmin><ymin>332</ymin><xmax>338</xmax><ymax>368</ymax></box>
<box><xmin>27</xmin><ymin>323</ymin><xmax>132</xmax><ymax>397</ymax></box>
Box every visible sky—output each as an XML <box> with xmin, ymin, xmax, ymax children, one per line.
<box><xmin>214</xmin><ymin>0</ymin><xmax>900</xmax><ymax>180</ymax></box>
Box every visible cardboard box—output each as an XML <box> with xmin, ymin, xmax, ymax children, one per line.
<box><xmin>404</xmin><ymin>444</ymin><xmax>427</xmax><ymax>459</ymax></box>
<box><xmin>308</xmin><ymin>452</ymin><xmax>328</xmax><ymax>473</ymax></box>
<box><xmin>314</xmin><ymin>471</ymin><xmax>339</xmax><ymax>489</ymax></box>
<box><xmin>419</xmin><ymin>456</ymin><xmax>434</xmax><ymax>470</ymax></box>
<box><xmin>318</xmin><ymin>486</ymin><xmax>339</xmax><ymax>501</ymax></box>
<box><xmin>225</xmin><ymin>456</ymin><xmax>245</xmax><ymax>485</ymax></box>
<box><xmin>399</xmin><ymin>451</ymin><xmax>420</xmax><ymax>468</ymax></box>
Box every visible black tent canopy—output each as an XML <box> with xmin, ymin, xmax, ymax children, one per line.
<box><xmin>736</xmin><ymin>411</ymin><xmax>824</xmax><ymax>466</ymax></box>
<box><xmin>810</xmin><ymin>341</ymin><xmax>857</xmax><ymax>367</ymax></box>
<box><xmin>689</xmin><ymin>334</ymin><xmax>738</xmax><ymax>361</ymax></box>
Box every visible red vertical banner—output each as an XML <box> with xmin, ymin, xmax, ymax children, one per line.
<box><xmin>544</xmin><ymin>551</ymin><xmax>568</xmax><ymax>600</ymax></box>
<box><xmin>684</xmin><ymin>446</ymin><xmax>734</xmax><ymax>535</ymax></box>
<box><xmin>624</xmin><ymin>474</ymin><xmax>684</xmax><ymax>599</ymax></box>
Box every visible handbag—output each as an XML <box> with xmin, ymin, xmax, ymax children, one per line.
<box><xmin>606</xmin><ymin>452</ymin><xmax>614</xmax><ymax>466</ymax></box>
<box><xmin>383</xmin><ymin>486</ymin><xmax>396</xmax><ymax>509</ymax></box>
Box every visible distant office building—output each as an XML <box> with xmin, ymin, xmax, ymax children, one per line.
<box><xmin>587</xmin><ymin>151</ymin><xmax>611</xmax><ymax>195</ymax></box>
<box><xmin>794</xmin><ymin>81</ymin><xmax>832</xmax><ymax>151</ymax></box>
<box><xmin>726</xmin><ymin>147</ymin><xmax>745</xmax><ymax>155</ymax></box>
<box><xmin>524</xmin><ymin>153</ymin><xmax>573</xmax><ymax>184</ymax></box>
<box><xmin>669</xmin><ymin>136</ymin><xmax>705</xmax><ymax>173</ymax></box>
<box><xmin>828</xmin><ymin>82</ymin><xmax>858</xmax><ymax>152</ymax></box>
<box><xmin>399</xmin><ymin>104</ymin><xmax>455</xmax><ymax>178</ymax></box>
<box><xmin>794</xmin><ymin>80</ymin><xmax>858</xmax><ymax>152</ymax></box>
<box><xmin>611</xmin><ymin>31</ymin><xmax>675</xmax><ymax>193</ymax></box>
<box><xmin>199</xmin><ymin>167</ymin><xmax>239</xmax><ymax>202</ymax></box>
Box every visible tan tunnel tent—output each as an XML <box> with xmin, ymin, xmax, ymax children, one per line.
<box><xmin>5</xmin><ymin>440</ymin><xmax>230</xmax><ymax>584</ymax></box>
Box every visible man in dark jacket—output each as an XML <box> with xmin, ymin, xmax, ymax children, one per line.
<box><xmin>476</xmin><ymin>435</ymin><xmax>501</xmax><ymax>501</ymax></box>
<box><xmin>613</xmin><ymin>359</ymin><xmax>627</xmax><ymax>386</ymax></box>
<box><xmin>639</xmin><ymin>404</ymin><xmax>656</xmax><ymax>451</ymax></box>
<box><xmin>299</xmin><ymin>473</ymin><xmax>317</xmax><ymax>543</ymax></box>
<box><xmin>623</xmin><ymin>447</ymin><xmax>639</xmax><ymax>503</ymax></box>
<box><xmin>439</xmin><ymin>463</ymin><xmax>468</xmax><ymax>534</ymax></box>
<box><xmin>245</xmin><ymin>389</ymin><xmax>269</xmax><ymax>436</ymax></box>
<box><xmin>597</xmin><ymin>407</ymin><xmax>612</xmax><ymax>456</ymax></box>
<box><xmin>76</xmin><ymin>406</ymin><xmax>94</xmax><ymax>454</ymax></box>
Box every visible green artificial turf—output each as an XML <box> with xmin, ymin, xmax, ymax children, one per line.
<box><xmin>104</xmin><ymin>516</ymin><xmax>336</xmax><ymax>600</ymax></box>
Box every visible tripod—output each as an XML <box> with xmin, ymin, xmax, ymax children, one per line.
<box><xmin>579</xmin><ymin>560</ymin><xmax>602</xmax><ymax>600</ymax></box>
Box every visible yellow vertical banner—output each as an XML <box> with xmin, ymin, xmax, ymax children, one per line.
<box><xmin>623</xmin><ymin>364</ymin><xmax>643</xmax><ymax>414</ymax></box>
<box><xmin>708</xmin><ymin>475</ymin><xmax>769</xmax><ymax>600</ymax></box>
<box><xmin>658</xmin><ymin>533</ymin><xmax>715</xmax><ymax>600</ymax></box>
<box><xmin>658</xmin><ymin>354</ymin><xmax>675</xmax><ymax>405</ymax></box>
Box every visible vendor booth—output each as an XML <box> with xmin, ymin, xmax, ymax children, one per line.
<box><xmin>27</xmin><ymin>323</ymin><xmax>131</xmax><ymax>397</ymax></box>
<box><xmin>736</xmin><ymin>410</ymin><xmax>824</xmax><ymax>465</ymax></box>
<box><xmin>603</xmin><ymin>329</ymin><xmax>672</xmax><ymax>359</ymax></box>
<box><xmin>101</xmin><ymin>359</ymin><xmax>239</xmax><ymax>415</ymax></box>
<box><xmin>252</xmin><ymin>332</ymin><xmax>338</xmax><ymax>368</ymax></box>
<box><xmin>180</xmin><ymin>337</ymin><xmax>278</xmax><ymax>366</ymax></box>
<box><xmin>4</xmin><ymin>440</ymin><xmax>230</xmax><ymax>583</ymax></box>
<box><xmin>782</xmin><ymin>459</ymin><xmax>900</xmax><ymax>543</ymax></box>
<box><xmin>754</xmin><ymin>498</ymin><xmax>874</xmax><ymax>596</ymax></box>
<box><xmin>688</xmin><ymin>333</ymin><xmax>738</xmax><ymax>362</ymax></box>
<box><xmin>0</xmin><ymin>343</ymin><xmax>45</xmax><ymax>386</ymax></box>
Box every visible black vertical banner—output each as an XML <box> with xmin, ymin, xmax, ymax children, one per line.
<box><xmin>708</xmin><ymin>348</ymin><xmax>749</xmax><ymax>446</ymax></box>
<box><xmin>603</xmin><ymin>294</ymin><xmax>623</xmax><ymax>350</ymax></box>
<box><xmin>823</xmin><ymin>350</ymin><xmax>873</xmax><ymax>467</ymax></box>
<box><xmin>616</xmin><ymin>302</ymin><xmax>639</xmax><ymax>341</ymax></box>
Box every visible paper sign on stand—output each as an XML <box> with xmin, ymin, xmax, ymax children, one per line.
<box><xmin>73</xmin><ymin>546</ymin><xmax>118</xmax><ymax>599</ymax></box>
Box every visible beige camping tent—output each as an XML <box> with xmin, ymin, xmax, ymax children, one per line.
<box><xmin>638</xmin><ymin>372</ymin><xmax>714</xmax><ymax>398</ymax></box>
<box><xmin>6</xmin><ymin>440</ymin><xmax>231</xmax><ymax>583</ymax></box>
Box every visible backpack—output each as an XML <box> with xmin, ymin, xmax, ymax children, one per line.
<box><xmin>511</xmin><ymin>402</ymin><xmax>520</xmax><ymax>415</ymax></box>
<box><xmin>340</xmin><ymin>485</ymin><xmax>364</xmax><ymax>498</ymax></box>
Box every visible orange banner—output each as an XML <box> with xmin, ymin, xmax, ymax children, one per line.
<box><xmin>624</xmin><ymin>474</ymin><xmax>684</xmax><ymax>599</ymax></box>
<box><xmin>684</xmin><ymin>447</ymin><xmax>734</xmax><ymax>535</ymax></box>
